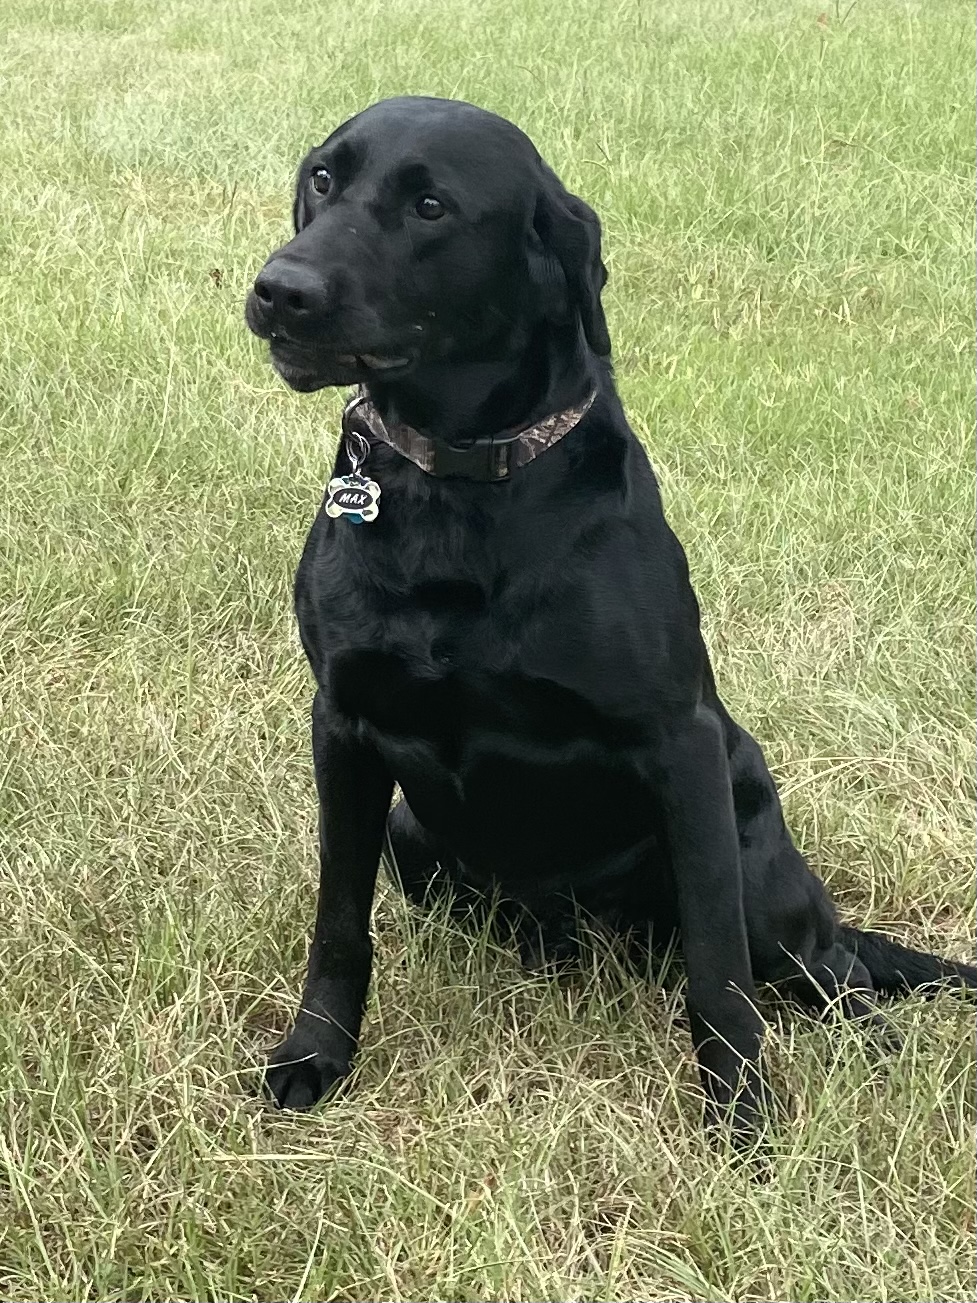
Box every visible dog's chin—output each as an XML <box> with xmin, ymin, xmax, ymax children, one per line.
<box><xmin>271</xmin><ymin>349</ymin><xmax>415</xmax><ymax>392</ymax></box>
<box><xmin>272</xmin><ymin>358</ymin><xmax>342</xmax><ymax>392</ymax></box>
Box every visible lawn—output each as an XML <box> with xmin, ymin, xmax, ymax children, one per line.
<box><xmin>1</xmin><ymin>0</ymin><xmax>974</xmax><ymax>1299</ymax></box>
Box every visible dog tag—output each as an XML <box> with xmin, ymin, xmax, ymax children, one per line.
<box><xmin>324</xmin><ymin>473</ymin><xmax>381</xmax><ymax>524</ymax></box>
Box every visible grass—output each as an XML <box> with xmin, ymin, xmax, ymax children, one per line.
<box><xmin>0</xmin><ymin>0</ymin><xmax>974</xmax><ymax>1298</ymax></box>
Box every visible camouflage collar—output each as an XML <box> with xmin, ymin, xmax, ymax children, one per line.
<box><xmin>341</xmin><ymin>387</ymin><xmax>597</xmax><ymax>482</ymax></box>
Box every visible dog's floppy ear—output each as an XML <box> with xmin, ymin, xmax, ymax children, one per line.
<box><xmin>530</xmin><ymin>164</ymin><xmax>611</xmax><ymax>357</ymax></box>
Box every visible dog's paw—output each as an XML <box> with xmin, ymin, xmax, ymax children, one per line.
<box><xmin>703</xmin><ymin>1101</ymin><xmax>774</xmax><ymax>1179</ymax></box>
<box><xmin>262</xmin><ymin>1036</ymin><xmax>350</xmax><ymax>1111</ymax></box>
<box><xmin>701</xmin><ymin>1066</ymin><xmax>785</xmax><ymax>1177</ymax></box>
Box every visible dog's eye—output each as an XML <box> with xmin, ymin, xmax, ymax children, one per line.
<box><xmin>310</xmin><ymin>167</ymin><xmax>332</xmax><ymax>195</ymax></box>
<box><xmin>415</xmin><ymin>196</ymin><xmax>445</xmax><ymax>221</ymax></box>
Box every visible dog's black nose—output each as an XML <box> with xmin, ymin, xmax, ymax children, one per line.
<box><xmin>252</xmin><ymin>258</ymin><xmax>330</xmax><ymax>328</ymax></box>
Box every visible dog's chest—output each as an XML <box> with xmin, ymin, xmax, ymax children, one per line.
<box><xmin>328</xmin><ymin>606</ymin><xmax>659</xmax><ymax>875</ymax></box>
<box><xmin>314</xmin><ymin>517</ymin><xmax>665</xmax><ymax>765</ymax></box>
<box><xmin>301</xmin><ymin>494</ymin><xmax>678</xmax><ymax>873</ymax></box>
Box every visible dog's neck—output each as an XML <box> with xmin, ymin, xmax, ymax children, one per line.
<box><xmin>364</xmin><ymin>321</ymin><xmax>599</xmax><ymax>445</ymax></box>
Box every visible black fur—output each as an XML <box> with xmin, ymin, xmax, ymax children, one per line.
<box><xmin>245</xmin><ymin>96</ymin><xmax>976</xmax><ymax>1134</ymax></box>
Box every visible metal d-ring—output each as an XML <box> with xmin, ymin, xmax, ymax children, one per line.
<box><xmin>341</xmin><ymin>391</ymin><xmax>373</xmax><ymax>475</ymax></box>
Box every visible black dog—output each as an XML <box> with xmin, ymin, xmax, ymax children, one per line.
<box><xmin>245</xmin><ymin>96</ymin><xmax>976</xmax><ymax>1136</ymax></box>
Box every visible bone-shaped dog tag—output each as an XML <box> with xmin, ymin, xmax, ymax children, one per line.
<box><xmin>324</xmin><ymin>473</ymin><xmax>381</xmax><ymax>524</ymax></box>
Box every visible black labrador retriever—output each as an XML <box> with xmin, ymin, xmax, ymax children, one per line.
<box><xmin>245</xmin><ymin>96</ymin><xmax>976</xmax><ymax>1137</ymax></box>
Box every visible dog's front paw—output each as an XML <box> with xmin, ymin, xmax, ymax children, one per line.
<box><xmin>262</xmin><ymin>1035</ymin><xmax>350</xmax><ymax>1111</ymax></box>
<box><xmin>701</xmin><ymin>1057</ymin><xmax>784</xmax><ymax>1164</ymax></box>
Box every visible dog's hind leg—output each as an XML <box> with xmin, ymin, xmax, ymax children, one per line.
<box><xmin>383</xmin><ymin>800</ymin><xmax>579</xmax><ymax>968</ymax></box>
<box><xmin>779</xmin><ymin>941</ymin><xmax>902</xmax><ymax>1051</ymax></box>
<box><xmin>782</xmin><ymin>942</ymin><xmax>878</xmax><ymax>1020</ymax></box>
<box><xmin>725</xmin><ymin>715</ymin><xmax>900</xmax><ymax>1046</ymax></box>
<box><xmin>383</xmin><ymin>799</ymin><xmax>502</xmax><ymax>931</ymax></box>
<box><xmin>383</xmin><ymin>798</ymin><xmax>461</xmax><ymax>907</ymax></box>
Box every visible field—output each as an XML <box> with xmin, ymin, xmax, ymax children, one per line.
<box><xmin>1</xmin><ymin>0</ymin><xmax>974</xmax><ymax>1299</ymax></box>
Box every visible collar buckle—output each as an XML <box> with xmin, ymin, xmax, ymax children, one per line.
<box><xmin>431</xmin><ymin>430</ymin><xmax>524</xmax><ymax>481</ymax></box>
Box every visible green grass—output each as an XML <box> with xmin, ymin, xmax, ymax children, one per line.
<box><xmin>1</xmin><ymin>0</ymin><xmax>974</xmax><ymax>1298</ymax></box>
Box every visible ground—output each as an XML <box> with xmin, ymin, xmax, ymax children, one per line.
<box><xmin>0</xmin><ymin>1</ymin><xmax>974</xmax><ymax>1299</ymax></box>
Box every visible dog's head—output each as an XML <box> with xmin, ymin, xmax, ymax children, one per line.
<box><xmin>245</xmin><ymin>96</ymin><xmax>610</xmax><ymax>393</ymax></box>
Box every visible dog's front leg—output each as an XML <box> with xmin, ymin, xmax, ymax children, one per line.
<box><xmin>264</xmin><ymin>689</ymin><xmax>393</xmax><ymax>1110</ymax></box>
<box><xmin>662</xmin><ymin>705</ymin><xmax>768</xmax><ymax>1141</ymax></box>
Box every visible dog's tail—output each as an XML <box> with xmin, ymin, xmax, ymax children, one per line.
<box><xmin>842</xmin><ymin>926</ymin><xmax>977</xmax><ymax>996</ymax></box>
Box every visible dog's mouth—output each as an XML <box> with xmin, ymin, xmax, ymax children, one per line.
<box><xmin>343</xmin><ymin>352</ymin><xmax>411</xmax><ymax>372</ymax></box>
<box><xmin>268</xmin><ymin>340</ymin><xmax>414</xmax><ymax>391</ymax></box>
